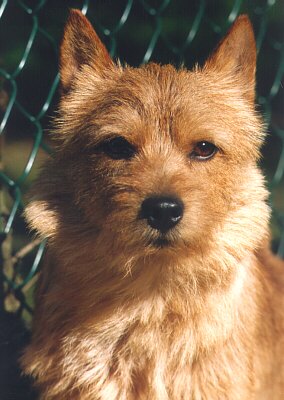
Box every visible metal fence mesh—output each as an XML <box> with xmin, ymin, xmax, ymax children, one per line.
<box><xmin>0</xmin><ymin>0</ymin><xmax>283</xmax><ymax>320</ymax></box>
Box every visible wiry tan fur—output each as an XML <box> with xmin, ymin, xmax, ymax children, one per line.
<box><xmin>21</xmin><ymin>10</ymin><xmax>284</xmax><ymax>399</ymax></box>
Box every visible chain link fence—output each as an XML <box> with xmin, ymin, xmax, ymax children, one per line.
<box><xmin>0</xmin><ymin>0</ymin><xmax>283</xmax><ymax>321</ymax></box>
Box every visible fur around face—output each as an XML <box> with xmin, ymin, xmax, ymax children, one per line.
<box><xmin>21</xmin><ymin>10</ymin><xmax>284</xmax><ymax>399</ymax></box>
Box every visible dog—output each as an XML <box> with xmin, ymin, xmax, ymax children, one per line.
<box><xmin>21</xmin><ymin>9</ymin><xmax>284</xmax><ymax>399</ymax></box>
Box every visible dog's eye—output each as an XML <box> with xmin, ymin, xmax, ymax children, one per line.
<box><xmin>100</xmin><ymin>136</ymin><xmax>136</xmax><ymax>160</ymax></box>
<box><xmin>190</xmin><ymin>141</ymin><xmax>218</xmax><ymax>160</ymax></box>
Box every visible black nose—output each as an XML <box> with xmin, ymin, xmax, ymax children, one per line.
<box><xmin>140</xmin><ymin>196</ymin><xmax>184</xmax><ymax>233</ymax></box>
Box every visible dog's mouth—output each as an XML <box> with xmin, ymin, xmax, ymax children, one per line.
<box><xmin>151</xmin><ymin>237</ymin><xmax>170</xmax><ymax>248</ymax></box>
<box><xmin>146</xmin><ymin>229</ymin><xmax>183</xmax><ymax>249</ymax></box>
<box><xmin>147</xmin><ymin>234</ymin><xmax>177</xmax><ymax>249</ymax></box>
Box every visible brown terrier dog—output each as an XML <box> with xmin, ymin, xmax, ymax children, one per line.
<box><xmin>21</xmin><ymin>9</ymin><xmax>284</xmax><ymax>400</ymax></box>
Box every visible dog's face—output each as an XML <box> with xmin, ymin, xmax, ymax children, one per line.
<box><xmin>27</xmin><ymin>11</ymin><xmax>269</xmax><ymax>269</ymax></box>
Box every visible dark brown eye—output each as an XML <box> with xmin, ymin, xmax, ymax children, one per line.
<box><xmin>99</xmin><ymin>136</ymin><xmax>136</xmax><ymax>160</ymax></box>
<box><xmin>190</xmin><ymin>141</ymin><xmax>218</xmax><ymax>160</ymax></box>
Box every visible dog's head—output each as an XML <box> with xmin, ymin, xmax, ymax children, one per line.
<box><xmin>26</xmin><ymin>10</ymin><xmax>269</xmax><ymax>272</ymax></box>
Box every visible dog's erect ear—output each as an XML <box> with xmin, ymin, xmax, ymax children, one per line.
<box><xmin>204</xmin><ymin>15</ymin><xmax>256</xmax><ymax>103</ymax></box>
<box><xmin>60</xmin><ymin>9</ymin><xmax>114</xmax><ymax>92</ymax></box>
